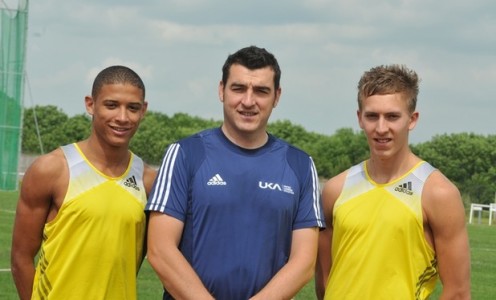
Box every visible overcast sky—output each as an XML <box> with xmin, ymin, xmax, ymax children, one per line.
<box><xmin>3</xmin><ymin>0</ymin><xmax>495</xmax><ymax>143</ymax></box>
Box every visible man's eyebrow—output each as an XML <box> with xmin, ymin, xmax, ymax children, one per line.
<box><xmin>228</xmin><ymin>82</ymin><xmax>272</xmax><ymax>92</ymax></box>
<box><xmin>254</xmin><ymin>86</ymin><xmax>272</xmax><ymax>93</ymax></box>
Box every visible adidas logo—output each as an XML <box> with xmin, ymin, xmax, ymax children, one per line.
<box><xmin>394</xmin><ymin>181</ymin><xmax>413</xmax><ymax>195</ymax></box>
<box><xmin>207</xmin><ymin>174</ymin><xmax>227</xmax><ymax>186</ymax></box>
<box><xmin>124</xmin><ymin>175</ymin><xmax>140</xmax><ymax>191</ymax></box>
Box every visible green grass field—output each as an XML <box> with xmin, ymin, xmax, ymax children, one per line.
<box><xmin>1</xmin><ymin>190</ymin><xmax>495</xmax><ymax>299</ymax></box>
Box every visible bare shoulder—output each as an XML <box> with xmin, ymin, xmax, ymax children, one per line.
<box><xmin>23</xmin><ymin>149</ymin><xmax>66</xmax><ymax>184</ymax></box>
<box><xmin>143</xmin><ymin>164</ymin><xmax>158</xmax><ymax>196</ymax></box>
<box><xmin>321</xmin><ymin>170</ymin><xmax>348</xmax><ymax>217</ymax></box>
<box><xmin>423</xmin><ymin>170</ymin><xmax>462</xmax><ymax>207</ymax></box>
<box><xmin>422</xmin><ymin>170</ymin><xmax>465</xmax><ymax>226</ymax></box>
<box><xmin>20</xmin><ymin>148</ymin><xmax>68</xmax><ymax>206</ymax></box>
<box><xmin>322</xmin><ymin>171</ymin><xmax>348</xmax><ymax>203</ymax></box>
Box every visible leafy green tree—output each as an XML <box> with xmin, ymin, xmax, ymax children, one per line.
<box><xmin>269</xmin><ymin>120</ymin><xmax>329</xmax><ymax>176</ymax></box>
<box><xmin>131</xmin><ymin>111</ymin><xmax>173</xmax><ymax>165</ymax></box>
<box><xmin>61</xmin><ymin>114</ymin><xmax>91</xmax><ymax>142</ymax></box>
<box><xmin>22</xmin><ymin>105</ymin><xmax>69</xmax><ymax>154</ymax></box>
<box><xmin>313</xmin><ymin>128</ymin><xmax>368</xmax><ymax>178</ymax></box>
<box><xmin>20</xmin><ymin>105</ymin><xmax>495</xmax><ymax>205</ymax></box>
<box><xmin>268</xmin><ymin>122</ymin><xmax>368</xmax><ymax>179</ymax></box>
<box><xmin>413</xmin><ymin>133</ymin><xmax>496</xmax><ymax>204</ymax></box>
<box><xmin>131</xmin><ymin>112</ymin><xmax>221</xmax><ymax>165</ymax></box>
<box><xmin>168</xmin><ymin>112</ymin><xmax>221</xmax><ymax>141</ymax></box>
<box><xmin>268</xmin><ymin>120</ymin><xmax>316</xmax><ymax>146</ymax></box>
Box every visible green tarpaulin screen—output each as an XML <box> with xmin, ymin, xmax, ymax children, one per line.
<box><xmin>1</xmin><ymin>0</ymin><xmax>29</xmax><ymax>190</ymax></box>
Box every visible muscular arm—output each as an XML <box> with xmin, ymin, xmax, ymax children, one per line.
<box><xmin>11</xmin><ymin>151</ymin><xmax>66</xmax><ymax>300</ymax></box>
<box><xmin>147</xmin><ymin>212</ymin><xmax>214</xmax><ymax>299</ymax></box>
<box><xmin>423</xmin><ymin>171</ymin><xmax>471</xmax><ymax>299</ymax></box>
<box><xmin>315</xmin><ymin>172</ymin><xmax>346</xmax><ymax>300</ymax></box>
<box><xmin>249</xmin><ymin>227</ymin><xmax>319</xmax><ymax>300</ymax></box>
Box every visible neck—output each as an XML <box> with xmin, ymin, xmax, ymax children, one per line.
<box><xmin>366</xmin><ymin>151</ymin><xmax>420</xmax><ymax>184</ymax></box>
<box><xmin>77</xmin><ymin>137</ymin><xmax>131</xmax><ymax>177</ymax></box>
<box><xmin>221</xmin><ymin>125</ymin><xmax>268</xmax><ymax>149</ymax></box>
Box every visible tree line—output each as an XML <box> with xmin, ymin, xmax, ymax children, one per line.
<box><xmin>21</xmin><ymin>105</ymin><xmax>496</xmax><ymax>206</ymax></box>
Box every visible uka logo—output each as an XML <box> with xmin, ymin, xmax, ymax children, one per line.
<box><xmin>259</xmin><ymin>181</ymin><xmax>294</xmax><ymax>195</ymax></box>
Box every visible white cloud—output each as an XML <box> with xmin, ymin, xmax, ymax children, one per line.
<box><xmin>14</xmin><ymin>0</ymin><xmax>496</xmax><ymax>143</ymax></box>
<box><xmin>86</xmin><ymin>59</ymin><xmax>154</xmax><ymax>85</ymax></box>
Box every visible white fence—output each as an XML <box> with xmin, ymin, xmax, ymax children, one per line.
<box><xmin>469</xmin><ymin>203</ymin><xmax>496</xmax><ymax>225</ymax></box>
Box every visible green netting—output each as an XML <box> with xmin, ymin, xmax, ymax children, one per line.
<box><xmin>0</xmin><ymin>0</ymin><xmax>29</xmax><ymax>190</ymax></box>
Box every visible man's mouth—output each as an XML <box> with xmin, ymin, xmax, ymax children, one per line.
<box><xmin>375</xmin><ymin>138</ymin><xmax>391</xmax><ymax>144</ymax></box>
<box><xmin>239</xmin><ymin>111</ymin><xmax>257</xmax><ymax>117</ymax></box>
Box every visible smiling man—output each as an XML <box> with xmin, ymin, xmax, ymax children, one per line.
<box><xmin>315</xmin><ymin>65</ymin><xmax>471</xmax><ymax>300</ymax></box>
<box><xmin>146</xmin><ymin>46</ymin><xmax>325</xmax><ymax>300</ymax></box>
<box><xmin>11</xmin><ymin>66</ymin><xmax>157</xmax><ymax>300</ymax></box>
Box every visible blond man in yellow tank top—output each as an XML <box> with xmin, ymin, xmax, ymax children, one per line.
<box><xmin>315</xmin><ymin>65</ymin><xmax>470</xmax><ymax>300</ymax></box>
<box><xmin>11</xmin><ymin>66</ymin><xmax>157</xmax><ymax>300</ymax></box>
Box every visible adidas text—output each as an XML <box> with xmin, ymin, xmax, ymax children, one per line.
<box><xmin>394</xmin><ymin>186</ymin><xmax>413</xmax><ymax>195</ymax></box>
<box><xmin>207</xmin><ymin>181</ymin><xmax>227</xmax><ymax>186</ymax></box>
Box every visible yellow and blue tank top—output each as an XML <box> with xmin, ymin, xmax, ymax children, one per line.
<box><xmin>325</xmin><ymin>161</ymin><xmax>438</xmax><ymax>300</ymax></box>
<box><xmin>32</xmin><ymin>143</ymin><xmax>147</xmax><ymax>300</ymax></box>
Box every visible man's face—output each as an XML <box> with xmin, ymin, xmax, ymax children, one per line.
<box><xmin>357</xmin><ymin>92</ymin><xmax>418</xmax><ymax>159</ymax></box>
<box><xmin>218</xmin><ymin>64</ymin><xmax>281</xmax><ymax>145</ymax></box>
<box><xmin>85</xmin><ymin>83</ymin><xmax>147</xmax><ymax>148</ymax></box>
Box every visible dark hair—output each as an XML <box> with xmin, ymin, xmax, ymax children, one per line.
<box><xmin>92</xmin><ymin>65</ymin><xmax>145</xmax><ymax>100</ymax></box>
<box><xmin>221</xmin><ymin>46</ymin><xmax>281</xmax><ymax>91</ymax></box>
<box><xmin>357</xmin><ymin>64</ymin><xmax>419</xmax><ymax>113</ymax></box>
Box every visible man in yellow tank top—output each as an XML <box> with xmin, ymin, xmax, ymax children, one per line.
<box><xmin>11</xmin><ymin>66</ymin><xmax>157</xmax><ymax>299</ymax></box>
<box><xmin>315</xmin><ymin>65</ymin><xmax>471</xmax><ymax>299</ymax></box>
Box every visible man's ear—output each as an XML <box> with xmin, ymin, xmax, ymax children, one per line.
<box><xmin>357</xmin><ymin>110</ymin><xmax>364</xmax><ymax>129</ymax></box>
<box><xmin>273</xmin><ymin>87</ymin><xmax>282</xmax><ymax>108</ymax></box>
<box><xmin>141</xmin><ymin>101</ymin><xmax>148</xmax><ymax>114</ymax></box>
<box><xmin>85</xmin><ymin>96</ymin><xmax>95</xmax><ymax>116</ymax></box>
<box><xmin>218</xmin><ymin>81</ymin><xmax>225</xmax><ymax>102</ymax></box>
<box><xmin>409</xmin><ymin>111</ymin><xmax>419</xmax><ymax>131</ymax></box>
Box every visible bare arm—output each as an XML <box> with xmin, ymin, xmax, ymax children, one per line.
<box><xmin>147</xmin><ymin>212</ymin><xmax>214</xmax><ymax>299</ymax></box>
<box><xmin>142</xmin><ymin>165</ymin><xmax>158</xmax><ymax>197</ymax></box>
<box><xmin>315</xmin><ymin>226</ymin><xmax>332</xmax><ymax>300</ymax></box>
<box><xmin>423</xmin><ymin>171</ymin><xmax>471</xmax><ymax>299</ymax></box>
<box><xmin>249</xmin><ymin>227</ymin><xmax>319</xmax><ymax>300</ymax></box>
<box><xmin>11</xmin><ymin>151</ymin><xmax>66</xmax><ymax>300</ymax></box>
<box><xmin>315</xmin><ymin>172</ymin><xmax>346</xmax><ymax>300</ymax></box>
<box><xmin>140</xmin><ymin>164</ymin><xmax>157</xmax><ymax>266</ymax></box>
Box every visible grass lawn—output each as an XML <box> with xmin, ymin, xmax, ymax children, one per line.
<box><xmin>2</xmin><ymin>190</ymin><xmax>495</xmax><ymax>299</ymax></box>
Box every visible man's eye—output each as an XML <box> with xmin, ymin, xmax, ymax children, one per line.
<box><xmin>129</xmin><ymin>105</ymin><xmax>141</xmax><ymax>112</ymax></box>
<box><xmin>255</xmin><ymin>89</ymin><xmax>270</xmax><ymax>95</ymax></box>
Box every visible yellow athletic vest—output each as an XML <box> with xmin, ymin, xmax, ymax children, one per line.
<box><xmin>324</xmin><ymin>161</ymin><xmax>438</xmax><ymax>300</ymax></box>
<box><xmin>32</xmin><ymin>143</ymin><xmax>147</xmax><ymax>300</ymax></box>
